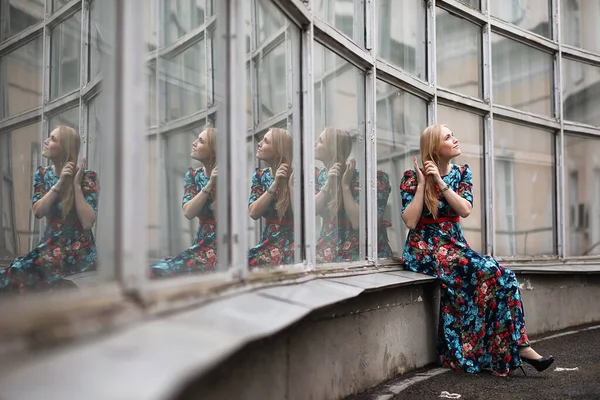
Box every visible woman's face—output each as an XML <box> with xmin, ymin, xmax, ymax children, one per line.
<box><xmin>191</xmin><ymin>130</ymin><xmax>211</xmax><ymax>161</ymax></box>
<box><xmin>314</xmin><ymin>130</ymin><xmax>328</xmax><ymax>162</ymax></box>
<box><xmin>257</xmin><ymin>130</ymin><xmax>277</xmax><ymax>162</ymax></box>
<box><xmin>42</xmin><ymin>129</ymin><xmax>64</xmax><ymax>160</ymax></box>
<box><xmin>437</xmin><ymin>126</ymin><xmax>461</xmax><ymax>160</ymax></box>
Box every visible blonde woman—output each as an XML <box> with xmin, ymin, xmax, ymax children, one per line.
<box><xmin>0</xmin><ymin>126</ymin><xmax>99</xmax><ymax>294</ymax></box>
<box><xmin>248</xmin><ymin>128</ymin><xmax>294</xmax><ymax>268</ymax></box>
<box><xmin>314</xmin><ymin>127</ymin><xmax>392</xmax><ymax>262</ymax></box>
<box><xmin>151</xmin><ymin>128</ymin><xmax>218</xmax><ymax>277</ymax></box>
<box><xmin>400</xmin><ymin>124</ymin><xmax>554</xmax><ymax>376</ymax></box>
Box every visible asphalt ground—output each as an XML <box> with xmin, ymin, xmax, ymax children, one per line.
<box><xmin>347</xmin><ymin>324</ymin><xmax>600</xmax><ymax>400</ymax></box>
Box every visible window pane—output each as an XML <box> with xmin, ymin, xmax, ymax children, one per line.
<box><xmin>456</xmin><ymin>0</ymin><xmax>479</xmax><ymax>8</ymax></box>
<box><xmin>245</xmin><ymin>1</ymin><xmax>301</xmax><ymax>270</ymax></box>
<box><xmin>50</xmin><ymin>12</ymin><xmax>82</xmax><ymax>100</ymax></box>
<box><xmin>376</xmin><ymin>81</ymin><xmax>427</xmax><ymax>258</ymax></box>
<box><xmin>490</xmin><ymin>0</ymin><xmax>551</xmax><ymax>38</ymax></box>
<box><xmin>0</xmin><ymin>0</ymin><xmax>44</xmax><ymax>42</ymax></box>
<box><xmin>491</xmin><ymin>34</ymin><xmax>553</xmax><ymax>116</ymax></box>
<box><xmin>52</xmin><ymin>0</ymin><xmax>69</xmax><ymax>12</ymax></box>
<box><xmin>164</xmin><ymin>0</ymin><xmax>206</xmax><ymax>46</ymax></box>
<box><xmin>561</xmin><ymin>0</ymin><xmax>600</xmax><ymax>54</ymax></box>
<box><xmin>49</xmin><ymin>107</ymin><xmax>80</xmax><ymax>132</ymax></box>
<box><xmin>314</xmin><ymin>43</ymin><xmax>367</xmax><ymax>264</ymax></box>
<box><xmin>0</xmin><ymin>123</ymin><xmax>41</xmax><ymax>273</ymax></box>
<box><xmin>376</xmin><ymin>0</ymin><xmax>426</xmax><ymax>80</ymax></box>
<box><xmin>562</xmin><ymin>59</ymin><xmax>600</xmax><ymax>127</ymax></box>
<box><xmin>493</xmin><ymin>121</ymin><xmax>555</xmax><ymax>256</ymax></box>
<box><xmin>564</xmin><ymin>134</ymin><xmax>600</xmax><ymax>257</ymax></box>
<box><xmin>0</xmin><ymin>36</ymin><xmax>43</xmax><ymax>119</ymax></box>
<box><xmin>160</xmin><ymin>40</ymin><xmax>207</xmax><ymax>122</ymax></box>
<box><xmin>436</xmin><ymin>8</ymin><xmax>482</xmax><ymax>98</ymax></box>
<box><xmin>314</xmin><ymin>0</ymin><xmax>364</xmax><ymax>46</ymax></box>
<box><xmin>89</xmin><ymin>0</ymin><xmax>101</xmax><ymax>81</ymax></box>
<box><xmin>438</xmin><ymin>106</ymin><xmax>484</xmax><ymax>253</ymax></box>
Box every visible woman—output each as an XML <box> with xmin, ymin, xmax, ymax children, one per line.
<box><xmin>248</xmin><ymin>128</ymin><xmax>294</xmax><ymax>268</ymax></box>
<box><xmin>0</xmin><ymin>126</ymin><xmax>99</xmax><ymax>294</ymax></box>
<box><xmin>151</xmin><ymin>128</ymin><xmax>218</xmax><ymax>277</ymax></box>
<box><xmin>314</xmin><ymin>127</ymin><xmax>392</xmax><ymax>263</ymax></box>
<box><xmin>400</xmin><ymin>124</ymin><xmax>554</xmax><ymax>376</ymax></box>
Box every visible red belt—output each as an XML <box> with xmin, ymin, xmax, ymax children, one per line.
<box><xmin>418</xmin><ymin>216</ymin><xmax>460</xmax><ymax>225</ymax></box>
<box><xmin>265</xmin><ymin>218</ymin><xmax>293</xmax><ymax>226</ymax></box>
<box><xmin>46</xmin><ymin>217</ymin><xmax>82</xmax><ymax>226</ymax></box>
<box><xmin>198</xmin><ymin>218</ymin><xmax>216</xmax><ymax>225</ymax></box>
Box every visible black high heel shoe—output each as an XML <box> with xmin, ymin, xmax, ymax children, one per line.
<box><xmin>521</xmin><ymin>355</ymin><xmax>555</xmax><ymax>372</ymax></box>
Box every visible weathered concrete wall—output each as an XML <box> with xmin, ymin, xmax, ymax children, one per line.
<box><xmin>517</xmin><ymin>274</ymin><xmax>600</xmax><ymax>336</ymax></box>
<box><xmin>176</xmin><ymin>274</ymin><xmax>600</xmax><ymax>400</ymax></box>
<box><xmin>177</xmin><ymin>283</ymin><xmax>440</xmax><ymax>400</ymax></box>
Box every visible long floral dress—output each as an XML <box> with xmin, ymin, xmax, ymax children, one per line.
<box><xmin>0</xmin><ymin>166</ymin><xmax>99</xmax><ymax>294</ymax></box>
<box><xmin>400</xmin><ymin>164</ymin><xmax>529</xmax><ymax>376</ymax></box>
<box><xmin>315</xmin><ymin>168</ymin><xmax>392</xmax><ymax>263</ymax></box>
<box><xmin>150</xmin><ymin>168</ymin><xmax>217</xmax><ymax>277</ymax></box>
<box><xmin>248</xmin><ymin>168</ymin><xmax>295</xmax><ymax>268</ymax></box>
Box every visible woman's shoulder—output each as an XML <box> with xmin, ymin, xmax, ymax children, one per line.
<box><xmin>454</xmin><ymin>163</ymin><xmax>471</xmax><ymax>175</ymax></box>
<box><xmin>83</xmin><ymin>169</ymin><xmax>98</xmax><ymax>178</ymax></box>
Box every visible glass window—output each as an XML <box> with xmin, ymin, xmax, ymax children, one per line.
<box><xmin>0</xmin><ymin>0</ymin><xmax>44</xmax><ymax>42</ymax></box>
<box><xmin>163</xmin><ymin>0</ymin><xmax>207</xmax><ymax>47</ymax></box>
<box><xmin>314</xmin><ymin>0</ymin><xmax>364</xmax><ymax>46</ymax></box>
<box><xmin>493</xmin><ymin>120</ymin><xmax>555</xmax><ymax>257</ymax></box>
<box><xmin>456</xmin><ymin>0</ymin><xmax>479</xmax><ymax>8</ymax></box>
<box><xmin>564</xmin><ymin>134</ymin><xmax>600</xmax><ymax>257</ymax></box>
<box><xmin>245</xmin><ymin>0</ymin><xmax>302</xmax><ymax>270</ymax></box>
<box><xmin>0</xmin><ymin>123</ymin><xmax>41</xmax><ymax>271</ymax></box>
<box><xmin>375</xmin><ymin>81</ymin><xmax>427</xmax><ymax>258</ymax></box>
<box><xmin>0</xmin><ymin>36</ymin><xmax>44</xmax><ymax>119</ymax></box>
<box><xmin>491</xmin><ymin>33</ymin><xmax>553</xmax><ymax>116</ymax></box>
<box><xmin>314</xmin><ymin>43</ymin><xmax>366</xmax><ymax>264</ymax></box>
<box><xmin>49</xmin><ymin>107</ymin><xmax>80</xmax><ymax>133</ymax></box>
<box><xmin>376</xmin><ymin>0</ymin><xmax>426</xmax><ymax>80</ymax></box>
<box><xmin>490</xmin><ymin>0</ymin><xmax>551</xmax><ymax>38</ymax></box>
<box><xmin>436</xmin><ymin>8</ymin><xmax>482</xmax><ymax>98</ymax></box>
<box><xmin>562</xmin><ymin>58</ymin><xmax>600</xmax><ymax>127</ymax></box>
<box><xmin>52</xmin><ymin>0</ymin><xmax>69</xmax><ymax>12</ymax></box>
<box><xmin>50</xmin><ymin>12</ymin><xmax>82</xmax><ymax>100</ymax></box>
<box><xmin>561</xmin><ymin>0</ymin><xmax>600</xmax><ymax>54</ymax></box>
<box><xmin>160</xmin><ymin>40</ymin><xmax>207</xmax><ymax>122</ymax></box>
<box><xmin>438</xmin><ymin>106</ymin><xmax>484</xmax><ymax>253</ymax></box>
<box><xmin>89</xmin><ymin>0</ymin><xmax>102</xmax><ymax>81</ymax></box>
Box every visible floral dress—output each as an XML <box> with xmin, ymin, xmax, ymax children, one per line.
<box><xmin>400</xmin><ymin>164</ymin><xmax>529</xmax><ymax>376</ymax></box>
<box><xmin>315</xmin><ymin>168</ymin><xmax>392</xmax><ymax>263</ymax></box>
<box><xmin>151</xmin><ymin>168</ymin><xmax>217</xmax><ymax>277</ymax></box>
<box><xmin>248</xmin><ymin>168</ymin><xmax>295</xmax><ymax>268</ymax></box>
<box><xmin>0</xmin><ymin>166</ymin><xmax>99</xmax><ymax>294</ymax></box>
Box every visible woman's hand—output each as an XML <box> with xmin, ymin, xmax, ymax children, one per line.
<box><xmin>423</xmin><ymin>161</ymin><xmax>443</xmax><ymax>186</ymax></box>
<box><xmin>59</xmin><ymin>162</ymin><xmax>76</xmax><ymax>184</ymax></box>
<box><xmin>209</xmin><ymin>166</ymin><xmax>218</xmax><ymax>185</ymax></box>
<box><xmin>274</xmin><ymin>163</ymin><xmax>290</xmax><ymax>187</ymax></box>
<box><xmin>324</xmin><ymin>162</ymin><xmax>342</xmax><ymax>191</ymax></box>
<box><xmin>73</xmin><ymin>158</ymin><xmax>86</xmax><ymax>187</ymax></box>
<box><xmin>341</xmin><ymin>158</ymin><xmax>356</xmax><ymax>188</ymax></box>
<box><xmin>414</xmin><ymin>157</ymin><xmax>425</xmax><ymax>186</ymax></box>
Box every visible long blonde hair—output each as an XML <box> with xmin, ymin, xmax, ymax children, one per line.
<box><xmin>269</xmin><ymin>128</ymin><xmax>293</xmax><ymax>220</ymax></box>
<box><xmin>55</xmin><ymin>126</ymin><xmax>81</xmax><ymax>219</ymax></box>
<box><xmin>419</xmin><ymin>124</ymin><xmax>446</xmax><ymax>219</ymax></box>
<box><xmin>203</xmin><ymin>127</ymin><xmax>217</xmax><ymax>170</ymax></box>
<box><xmin>323</xmin><ymin>127</ymin><xmax>352</xmax><ymax>216</ymax></box>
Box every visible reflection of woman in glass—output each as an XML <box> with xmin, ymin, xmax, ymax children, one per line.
<box><xmin>314</xmin><ymin>127</ymin><xmax>392</xmax><ymax>263</ymax></box>
<box><xmin>0</xmin><ymin>126</ymin><xmax>99</xmax><ymax>294</ymax></box>
<box><xmin>400</xmin><ymin>124</ymin><xmax>554</xmax><ymax>376</ymax></box>
<box><xmin>248</xmin><ymin>128</ymin><xmax>294</xmax><ymax>268</ymax></box>
<box><xmin>151</xmin><ymin>128</ymin><xmax>218</xmax><ymax>277</ymax></box>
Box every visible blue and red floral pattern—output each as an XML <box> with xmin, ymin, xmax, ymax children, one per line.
<box><xmin>315</xmin><ymin>167</ymin><xmax>392</xmax><ymax>263</ymax></box>
<box><xmin>151</xmin><ymin>168</ymin><xmax>217</xmax><ymax>277</ymax></box>
<box><xmin>400</xmin><ymin>164</ymin><xmax>529</xmax><ymax>376</ymax></box>
<box><xmin>0</xmin><ymin>166</ymin><xmax>99</xmax><ymax>294</ymax></box>
<box><xmin>248</xmin><ymin>168</ymin><xmax>295</xmax><ymax>268</ymax></box>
